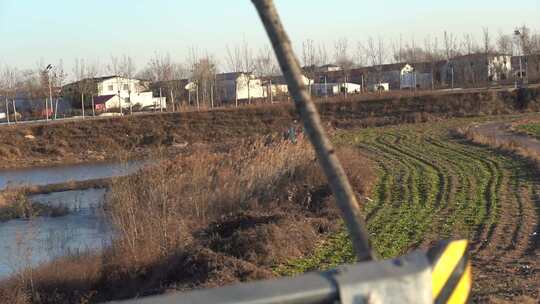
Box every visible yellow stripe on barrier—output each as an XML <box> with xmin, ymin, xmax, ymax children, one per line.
<box><xmin>431</xmin><ymin>240</ymin><xmax>468</xmax><ymax>299</ymax></box>
<box><xmin>447</xmin><ymin>263</ymin><xmax>472</xmax><ymax>304</ymax></box>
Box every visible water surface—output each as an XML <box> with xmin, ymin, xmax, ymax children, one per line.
<box><xmin>0</xmin><ymin>188</ymin><xmax>112</xmax><ymax>278</ymax></box>
<box><xmin>0</xmin><ymin>161</ymin><xmax>143</xmax><ymax>190</ymax></box>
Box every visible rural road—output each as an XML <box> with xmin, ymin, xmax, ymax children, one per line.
<box><xmin>469</xmin><ymin>120</ymin><xmax>540</xmax><ymax>154</ymax></box>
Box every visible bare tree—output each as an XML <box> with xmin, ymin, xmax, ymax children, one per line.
<box><xmin>85</xmin><ymin>61</ymin><xmax>100</xmax><ymax>116</ymax></box>
<box><xmin>254</xmin><ymin>45</ymin><xmax>279</xmax><ymax>77</ymax></box>
<box><xmin>73</xmin><ymin>58</ymin><xmax>88</xmax><ymax>117</ymax></box>
<box><xmin>188</xmin><ymin>49</ymin><xmax>217</xmax><ymax>109</ymax></box>
<box><xmin>443</xmin><ymin>31</ymin><xmax>460</xmax><ymax>60</ymax></box>
<box><xmin>51</xmin><ymin>60</ymin><xmax>67</xmax><ymax>119</ymax></box>
<box><xmin>496</xmin><ymin>31</ymin><xmax>513</xmax><ymax>54</ymax></box>
<box><xmin>302</xmin><ymin>39</ymin><xmax>318</xmax><ymax>68</ymax></box>
<box><xmin>107</xmin><ymin>56</ymin><xmax>124</xmax><ymax>114</ymax></box>
<box><xmin>119</xmin><ymin>55</ymin><xmax>136</xmax><ymax>114</ymax></box>
<box><xmin>147</xmin><ymin>52</ymin><xmax>174</xmax><ymax>111</ymax></box>
<box><xmin>317</xmin><ymin>42</ymin><xmax>329</xmax><ymax>67</ymax></box>
<box><xmin>482</xmin><ymin>27</ymin><xmax>493</xmax><ymax>55</ymax></box>
<box><xmin>354</xmin><ymin>41</ymin><xmax>368</xmax><ymax>67</ymax></box>
<box><xmin>334</xmin><ymin>38</ymin><xmax>354</xmax><ymax>96</ymax></box>
<box><xmin>253</xmin><ymin>45</ymin><xmax>279</xmax><ymax>103</ymax></box>
<box><xmin>461</xmin><ymin>33</ymin><xmax>478</xmax><ymax>55</ymax></box>
<box><xmin>225</xmin><ymin>45</ymin><xmax>243</xmax><ymax>73</ymax></box>
<box><xmin>1</xmin><ymin>65</ymin><xmax>21</xmax><ymax>123</ymax></box>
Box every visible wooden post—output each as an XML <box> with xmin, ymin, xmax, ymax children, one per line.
<box><xmin>252</xmin><ymin>0</ymin><xmax>375</xmax><ymax>262</ymax></box>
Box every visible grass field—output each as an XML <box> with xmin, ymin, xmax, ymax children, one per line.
<box><xmin>515</xmin><ymin>122</ymin><xmax>540</xmax><ymax>139</ymax></box>
<box><xmin>278</xmin><ymin>119</ymin><xmax>539</xmax><ymax>302</ymax></box>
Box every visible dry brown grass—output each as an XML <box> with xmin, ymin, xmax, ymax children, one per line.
<box><xmin>458</xmin><ymin>126</ymin><xmax>540</xmax><ymax>163</ymax></box>
<box><xmin>0</xmin><ymin>136</ymin><xmax>376</xmax><ymax>303</ymax></box>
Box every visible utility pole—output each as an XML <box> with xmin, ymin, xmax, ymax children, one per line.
<box><xmin>45</xmin><ymin>64</ymin><xmax>53</xmax><ymax>121</ymax></box>
<box><xmin>117</xmin><ymin>77</ymin><xmax>123</xmax><ymax>115</ymax></box>
<box><xmin>514</xmin><ymin>29</ymin><xmax>525</xmax><ymax>86</ymax></box>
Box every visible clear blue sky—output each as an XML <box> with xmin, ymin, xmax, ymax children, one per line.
<box><xmin>1</xmin><ymin>0</ymin><xmax>539</xmax><ymax>75</ymax></box>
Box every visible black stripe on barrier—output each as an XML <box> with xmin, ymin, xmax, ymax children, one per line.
<box><xmin>434</xmin><ymin>251</ymin><xmax>469</xmax><ymax>304</ymax></box>
<box><xmin>426</xmin><ymin>241</ymin><xmax>450</xmax><ymax>266</ymax></box>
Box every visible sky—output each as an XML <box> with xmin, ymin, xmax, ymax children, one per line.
<box><xmin>1</xmin><ymin>0</ymin><xmax>539</xmax><ymax>77</ymax></box>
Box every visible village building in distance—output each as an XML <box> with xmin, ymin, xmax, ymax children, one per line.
<box><xmin>63</xmin><ymin>76</ymin><xmax>166</xmax><ymax>112</ymax></box>
<box><xmin>2</xmin><ymin>51</ymin><xmax>536</xmax><ymax>122</ymax></box>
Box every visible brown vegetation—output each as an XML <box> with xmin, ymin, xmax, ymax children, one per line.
<box><xmin>0</xmin><ymin>138</ymin><xmax>376</xmax><ymax>303</ymax></box>
<box><xmin>0</xmin><ymin>87</ymin><xmax>538</xmax><ymax>169</ymax></box>
<box><xmin>0</xmin><ymin>188</ymin><xmax>69</xmax><ymax>222</ymax></box>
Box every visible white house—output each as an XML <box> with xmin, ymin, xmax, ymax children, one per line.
<box><xmin>266</xmin><ymin>74</ymin><xmax>314</xmax><ymax>96</ymax></box>
<box><xmin>64</xmin><ymin>76</ymin><xmax>165</xmax><ymax>112</ymax></box>
<box><xmin>215</xmin><ymin>72</ymin><xmax>266</xmax><ymax>102</ymax></box>
<box><xmin>311</xmin><ymin>82</ymin><xmax>362</xmax><ymax>96</ymax></box>
<box><xmin>95</xmin><ymin>76</ymin><xmax>165</xmax><ymax>110</ymax></box>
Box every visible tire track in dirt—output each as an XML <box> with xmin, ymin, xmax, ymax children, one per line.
<box><xmin>353</xmin><ymin>122</ymin><xmax>538</xmax><ymax>302</ymax></box>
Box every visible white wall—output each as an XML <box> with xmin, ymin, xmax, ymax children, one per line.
<box><xmin>236</xmin><ymin>74</ymin><xmax>265</xmax><ymax>100</ymax></box>
<box><xmin>103</xmin><ymin>92</ymin><xmax>165</xmax><ymax>110</ymax></box>
<box><xmin>98</xmin><ymin>77</ymin><xmax>147</xmax><ymax>98</ymax></box>
<box><xmin>489</xmin><ymin>55</ymin><xmax>512</xmax><ymax>81</ymax></box>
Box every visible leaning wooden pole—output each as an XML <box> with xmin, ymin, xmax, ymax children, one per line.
<box><xmin>252</xmin><ymin>0</ymin><xmax>375</xmax><ymax>262</ymax></box>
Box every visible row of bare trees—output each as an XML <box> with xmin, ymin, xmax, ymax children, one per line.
<box><xmin>298</xmin><ymin>26</ymin><xmax>540</xmax><ymax>71</ymax></box>
<box><xmin>0</xmin><ymin>60</ymin><xmax>68</xmax><ymax>122</ymax></box>
<box><xmin>2</xmin><ymin>26</ymin><xmax>539</xmax><ymax>118</ymax></box>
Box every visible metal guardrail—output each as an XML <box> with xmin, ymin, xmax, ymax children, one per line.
<box><xmin>110</xmin><ymin>240</ymin><xmax>471</xmax><ymax>304</ymax></box>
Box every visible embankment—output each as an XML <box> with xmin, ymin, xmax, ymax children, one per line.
<box><xmin>1</xmin><ymin>87</ymin><xmax>538</xmax><ymax>169</ymax></box>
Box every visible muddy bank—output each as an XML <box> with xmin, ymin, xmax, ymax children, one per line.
<box><xmin>1</xmin><ymin>87</ymin><xmax>539</xmax><ymax>169</ymax></box>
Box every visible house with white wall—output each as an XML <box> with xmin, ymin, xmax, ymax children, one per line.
<box><xmin>63</xmin><ymin>76</ymin><xmax>165</xmax><ymax>112</ymax></box>
<box><xmin>214</xmin><ymin>72</ymin><xmax>266</xmax><ymax>102</ymax></box>
<box><xmin>266</xmin><ymin>74</ymin><xmax>314</xmax><ymax>96</ymax></box>
<box><xmin>311</xmin><ymin>82</ymin><xmax>361</xmax><ymax>96</ymax></box>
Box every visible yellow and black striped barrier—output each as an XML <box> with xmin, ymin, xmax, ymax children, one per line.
<box><xmin>428</xmin><ymin>240</ymin><xmax>472</xmax><ymax>304</ymax></box>
<box><xmin>112</xmin><ymin>239</ymin><xmax>473</xmax><ymax>304</ymax></box>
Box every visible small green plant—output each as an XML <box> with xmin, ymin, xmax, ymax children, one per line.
<box><xmin>515</xmin><ymin>123</ymin><xmax>540</xmax><ymax>139</ymax></box>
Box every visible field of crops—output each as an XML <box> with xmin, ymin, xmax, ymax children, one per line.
<box><xmin>279</xmin><ymin>118</ymin><xmax>539</xmax><ymax>302</ymax></box>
